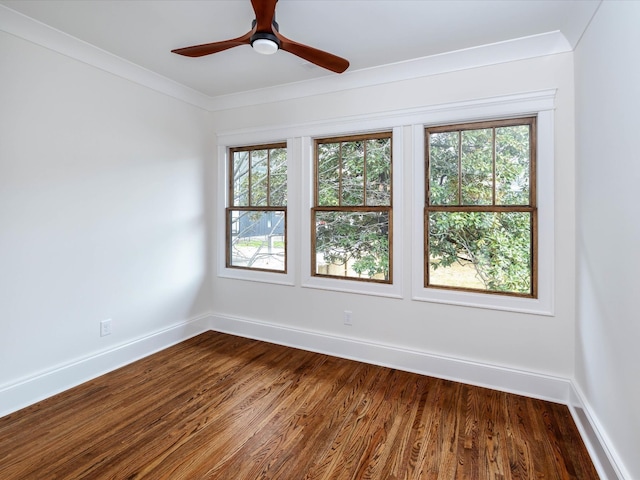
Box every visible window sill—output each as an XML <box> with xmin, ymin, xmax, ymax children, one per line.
<box><xmin>412</xmin><ymin>287</ymin><xmax>553</xmax><ymax>316</ymax></box>
<box><xmin>301</xmin><ymin>274</ymin><xmax>403</xmax><ymax>299</ymax></box>
<box><xmin>218</xmin><ymin>267</ymin><xmax>295</xmax><ymax>286</ymax></box>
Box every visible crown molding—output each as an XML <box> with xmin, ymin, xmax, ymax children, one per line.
<box><xmin>0</xmin><ymin>4</ymin><xmax>211</xmax><ymax>110</ymax></box>
<box><xmin>1</xmin><ymin>4</ymin><xmax>571</xmax><ymax>113</ymax></box>
<box><xmin>206</xmin><ymin>31</ymin><xmax>571</xmax><ymax>111</ymax></box>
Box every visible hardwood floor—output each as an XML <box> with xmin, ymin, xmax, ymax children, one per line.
<box><xmin>0</xmin><ymin>332</ymin><xmax>598</xmax><ymax>479</ymax></box>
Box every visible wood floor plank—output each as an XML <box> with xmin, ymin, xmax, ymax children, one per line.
<box><xmin>0</xmin><ymin>332</ymin><xmax>599</xmax><ymax>479</ymax></box>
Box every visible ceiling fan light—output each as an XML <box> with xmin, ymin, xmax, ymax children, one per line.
<box><xmin>252</xmin><ymin>38</ymin><xmax>279</xmax><ymax>55</ymax></box>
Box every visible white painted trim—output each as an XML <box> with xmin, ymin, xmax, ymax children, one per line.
<box><xmin>217</xmin><ymin>90</ymin><xmax>555</xmax><ymax>301</ymax></box>
<box><xmin>216</xmin><ymin>90</ymin><xmax>557</xmax><ymax>146</ymax></box>
<box><xmin>216</xmin><ymin>140</ymin><xmax>298</xmax><ymax>286</ymax></box>
<box><xmin>299</xmin><ymin>127</ymin><xmax>404</xmax><ymax>299</ymax></box>
<box><xmin>1</xmin><ymin>4</ymin><xmax>570</xmax><ymax>112</ymax></box>
<box><xmin>217</xmin><ymin>115</ymin><xmax>411</xmax><ymax>294</ymax></box>
<box><xmin>0</xmin><ymin>4</ymin><xmax>210</xmax><ymax>110</ymax></box>
<box><xmin>569</xmin><ymin>383</ymin><xmax>630</xmax><ymax>480</ymax></box>
<box><xmin>0</xmin><ymin>313</ymin><xmax>213</xmax><ymax>418</ymax></box>
<box><xmin>210</xmin><ymin>314</ymin><xmax>625</xmax><ymax>477</ymax></box>
<box><xmin>210</xmin><ymin>313</ymin><xmax>570</xmax><ymax>404</ymax></box>
<box><xmin>2</xmin><ymin>314</ymin><xmax>622</xmax><ymax>478</ymax></box>
<box><xmin>411</xmin><ymin>96</ymin><xmax>556</xmax><ymax>316</ymax></box>
<box><xmin>208</xmin><ymin>32</ymin><xmax>571</xmax><ymax>111</ymax></box>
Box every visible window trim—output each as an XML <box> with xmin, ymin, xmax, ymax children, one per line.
<box><xmin>216</xmin><ymin>89</ymin><xmax>554</xmax><ymax>311</ymax></box>
<box><xmin>301</xmin><ymin>127</ymin><xmax>404</xmax><ymax>299</ymax></box>
<box><xmin>412</xmin><ymin>107</ymin><xmax>554</xmax><ymax>316</ymax></box>
<box><xmin>217</xmin><ymin>140</ymin><xmax>297</xmax><ymax>286</ymax></box>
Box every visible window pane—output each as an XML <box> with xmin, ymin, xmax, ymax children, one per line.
<box><xmin>428</xmin><ymin>131</ymin><xmax>459</xmax><ymax>205</ymax></box>
<box><xmin>496</xmin><ymin>125</ymin><xmax>530</xmax><ymax>205</ymax></box>
<box><xmin>229</xmin><ymin>210</ymin><xmax>285</xmax><ymax>271</ymax></box>
<box><xmin>341</xmin><ymin>141</ymin><xmax>365</xmax><ymax>206</ymax></box>
<box><xmin>250</xmin><ymin>149</ymin><xmax>268</xmax><ymax>207</ymax></box>
<box><xmin>315</xmin><ymin>211</ymin><xmax>390</xmax><ymax>281</ymax></box>
<box><xmin>365</xmin><ymin>138</ymin><xmax>391</xmax><ymax>206</ymax></box>
<box><xmin>461</xmin><ymin>129</ymin><xmax>493</xmax><ymax>205</ymax></box>
<box><xmin>428</xmin><ymin>211</ymin><xmax>532</xmax><ymax>294</ymax></box>
<box><xmin>269</xmin><ymin>147</ymin><xmax>287</xmax><ymax>206</ymax></box>
<box><xmin>232</xmin><ymin>151</ymin><xmax>250</xmax><ymax>206</ymax></box>
<box><xmin>317</xmin><ymin>143</ymin><xmax>340</xmax><ymax>206</ymax></box>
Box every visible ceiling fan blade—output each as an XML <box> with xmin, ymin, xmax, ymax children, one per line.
<box><xmin>251</xmin><ymin>0</ymin><xmax>278</xmax><ymax>32</ymax></box>
<box><xmin>276</xmin><ymin>32</ymin><xmax>349</xmax><ymax>73</ymax></box>
<box><xmin>172</xmin><ymin>31</ymin><xmax>253</xmax><ymax>57</ymax></box>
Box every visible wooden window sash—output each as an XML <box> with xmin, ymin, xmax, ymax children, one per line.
<box><xmin>313</xmin><ymin>132</ymin><xmax>393</xmax><ymax>283</ymax></box>
<box><xmin>226</xmin><ymin>207</ymin><xmax>288</xmax><ymax>274</ymax></box>
<box><xmin>227</xmin><ymin>142</ymin><xmax>287</xmax><ymax>273</ymax></box>
<box><xmin>310</xmin><ymin>207</ymin><xmax>393</xmax><ymax>284</ymax></box>
<box><xmin>229</xmin><ymin>142</ymin><xmax>287</xmax><ymax>208</ymax></box>
<box><xmin>424</xmin><ymin>117</ymin><xmax>537</xmax><ymax>297</ymax></box>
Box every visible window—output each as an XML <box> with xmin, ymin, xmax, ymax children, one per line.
<box><xmin>216</xmin><ymin>91</ymin><xmax>552</xmax><ymax>311</ymax></box>
<box><xmin>227</xmin><ymin>143</ymin><xmax>287</xmax><ymax>273</ymax></box>
<box><xmin>312</xmin><ymin>132</ymin><xmax>393</xmax><ymax>283</ymax></box>
<box><xmin>425</xmin><ymin>117</ymin><xmax>536</xmax><ymax>297</ymax></box>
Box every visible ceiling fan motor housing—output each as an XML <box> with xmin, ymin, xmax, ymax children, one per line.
<box><xmin>250</xmin><ymin>19</ymin><xmax>281</xmax><ymax>53</ymax></box>
<box><xmin>251</xmin><ymin>32</ymin><xmax>280</xmax><ymax>49</ymax></box>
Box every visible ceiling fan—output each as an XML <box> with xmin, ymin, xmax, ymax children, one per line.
<box><xmin>171</xmin><ymin>0</ymin><xmax>349</xmax><ymax>74</ymax></box>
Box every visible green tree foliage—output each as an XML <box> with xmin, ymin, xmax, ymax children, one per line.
<box><xmin>316</xmin><ymin>211</ymin><xmax>389</xmax><ymax>278</ymax></box>
<box><xmin>428</xmin><ymin>211</ymin><xmax>531</xmax><ymax>292</ymax></box>
<box><xmin>315</xmin><ymin>137</ymin><xmax>392</xmax><ymax>280</ymax></box>
<box><xmin>428</xmin><ymin>124</ymin><xmax>533</xmax><ymax>294</ymax></box>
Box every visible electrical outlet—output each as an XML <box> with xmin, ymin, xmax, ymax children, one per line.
<box><xmin>100</xmin><ymin>319</ymin><xmax>112</xmax><ymax>337</ymax></box>
<box><xmin>343</xmin><ymin>310</ymin><xmax>352</xmax><ymax>326</ymax></box>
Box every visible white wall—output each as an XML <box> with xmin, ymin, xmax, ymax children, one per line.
<box><xmin>1</xmin><ymin>5</ymin><xmax>630</xmax><ymax>475</ymax></box>
<box><xmin>211</xmin><ymin>53</ymin><xmax>577</xmax><ymax>380</ymax></box>
<box><xmin>575</xmin><ymin>2</ymin><xmax>640</xmax><ymax>479</ymax></box>
<box><xmin>0</xmin><ymin>32</ymin><xmax>212</xmax><ymax>395</ymax></box>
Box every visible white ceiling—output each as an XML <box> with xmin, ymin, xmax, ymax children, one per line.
<box><xmin>1</xmin><ymin>0</ymin><xmax>600</xmax><ymax>99</ymax></box>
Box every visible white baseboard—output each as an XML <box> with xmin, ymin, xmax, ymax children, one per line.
<box><xmin>3</xmin><ymin>311</ymin><xmax>625</xmax><ymax>479</ymax></box>
<box><xmin>212</xmin><ymin>313</ymin><xmax>631</xmax><ymax>479</ymax></box>
<box><xmin>0</xmin><ymin>313</ymin><xmax>213</xmax><ymax>418</ymax></box>
<box><xmin>210</xmin><ymin>313</ymin><xmax>571</xmax><ymax>403</ymax></box>
<box><xmin>569</xmin><ymin>384</ymin><xmax>629</xmax><ymax>480</ymax></box>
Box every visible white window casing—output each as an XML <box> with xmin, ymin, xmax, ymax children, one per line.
<box><xmin>216</xmin><ymin>89</ymin><xmax>555</xmax><ymax>314</ymax></box>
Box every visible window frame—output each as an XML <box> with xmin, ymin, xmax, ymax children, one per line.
<box><xmin>217</xmin><ymin>139</ymin><xmax>296</xmax><ymax>286</ymax></box>
<box><xmin>301</xmin><ymin>127</ymin><xmax>404</xmax><ymax>299</ymax></box>
<box><xmin>424</xmin><ymin>117</ymin><xmax>538</xmax><ymax>298</ymax></box>
<box><xmin>311</xmin><ymin>131</ymin><xmax>394</xmax><ymax>284</ymax></box>
<box><xmin>226</xmin><ymin>142</ymin><xmax>288</xmax><ymax>274</ymax></box>
<box><xmin>216</xmin><ymin>89</ymin><xmax>554</xmax><ymax>312</ymax></box>
<box><xmin>412</xmin><ymin>104</ymin><xmax>554</xmax><ymax>316</ymax></box>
